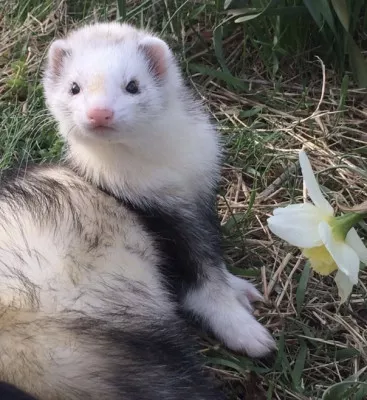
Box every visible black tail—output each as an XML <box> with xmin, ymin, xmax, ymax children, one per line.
<box><xmin>0</xmin><ymin>382</ymin><xmax>38</xmax><ymax>400</ymax></box>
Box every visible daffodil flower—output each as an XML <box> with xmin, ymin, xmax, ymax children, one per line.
<box><xmin>267</xmin><ymin>150</ymin><xmax>367</xmax><ymax>303</ymax></box>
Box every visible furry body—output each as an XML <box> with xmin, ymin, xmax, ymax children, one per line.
<box><xmin>0</xmin><ymin>166</ymin><xmax>223</xmax><ymax>399</ymax></box>
<box><xmin>0</xmin><ymin>22</ymin><xmax>275</xmax><ymax>399</ymax></box>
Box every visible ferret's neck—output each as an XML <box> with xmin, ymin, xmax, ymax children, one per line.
<box><xmin>63</xmin><ymin>117</ymin><xmax>220</xmax><ymax>207</ymax></box>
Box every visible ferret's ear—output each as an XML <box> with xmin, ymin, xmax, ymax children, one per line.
<box><xmin>47</xmin><ymin>39</ymin><xmax>70</xmax><ymax>78</ymax></box>
<box><xmin>138</xmin><ymin>37</ymin><xmax>171</xmax><ymax>79</ymax></box>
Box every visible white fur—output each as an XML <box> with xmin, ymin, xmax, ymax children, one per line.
<box><xmin>43</xmin><ymin>22</ymin><xmax>275</xmax><ymax>355</ymax></box>
<box><xmin>0</xmin><ymin>168</ymin><xmax>175</xmax><ymax>398</ymax></box>
<box><xmin>44</xmin><ymin>22</ymin><xmax>219</xmax><ymax>204</ymax></box>
<box><xmin>0</xmin><ymin>169</ymin><xmax>169</xmax><ymax>315</ymax></box>
<box><xmin>184</xmin><ymin>268</ymin><xmax>275</xmax><ymax>357</ymax></box>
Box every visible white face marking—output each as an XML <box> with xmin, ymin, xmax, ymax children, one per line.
<box><xmin>46</xmin><ymin>27</ymin><xmax>171</xmax><ymax>143</ymax></box>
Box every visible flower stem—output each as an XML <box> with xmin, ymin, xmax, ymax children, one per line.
<box><xmin>332</xmin><ymin>212</ymin><xmax>367</xmax><ymax>240</ymax></box>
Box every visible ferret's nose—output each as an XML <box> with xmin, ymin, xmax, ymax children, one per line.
<box><xmin>87</xmin><ymin>108</ymin><xmax>114</xmax><ymax>127</ymax></box>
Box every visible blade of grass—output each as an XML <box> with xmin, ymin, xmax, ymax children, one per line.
<box><xmin>116</xmin><ymin>0</ymin><xmax>127</xmax><ymax>21</ymax></box>
<box><xmin>296</xmin><ymin>261</ymin><xmax>310</xmax><ymax>315</ymax></box>
<box><xmin>189</xmin><ymin>63</ymin><xmax>249</xmax><ymax>91</ymax></box>
<box><xmin>291</xmin><ymin>339</ymin><xmax>307</xmax><ymax>392</ymax></box>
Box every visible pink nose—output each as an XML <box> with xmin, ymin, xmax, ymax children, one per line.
<box><xmin>87</xmin><ymin>108</ymin><xmax>114</xmax><ymax>126</ymax></box>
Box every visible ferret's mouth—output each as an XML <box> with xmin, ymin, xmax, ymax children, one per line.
<box><xmin>89</xmin><ymin>126</ymin><xmax>117</xmax><ymax>134</ymax></box>
<box><xmin>77</xmin><ymin>125</ymin><xmax>120</xmax><ymax>141</ymax></box>
<box><xmin>77</xmin><ymin>121</ymin><xmax>123</xmax><ymax>141</ymax></box>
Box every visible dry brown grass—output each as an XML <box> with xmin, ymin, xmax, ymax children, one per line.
<box><xmin>209</xmin><ymin>62</ymin><xmax>367</xmax><ymax>399</ymax></box>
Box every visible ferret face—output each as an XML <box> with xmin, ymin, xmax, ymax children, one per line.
<box><xmin>43</xmin><ymin>23</ymin><xmax>175</xmax><ymax>143</ymax></box>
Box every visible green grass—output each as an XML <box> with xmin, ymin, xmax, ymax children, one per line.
<box><xmin>1</xmin><ymin>0</ymin><xmax>367</xmax><ymax>399</ymax></box>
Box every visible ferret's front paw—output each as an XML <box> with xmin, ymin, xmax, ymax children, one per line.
<box><xmin>218</xmin><ymin>274</ymin><xmax>275</xmax><ymax>356</ymax></box>
<box><xmin>184</xmin><ymin>273</ymin><xmax>276</xmax><ymax>357</ymax></box>
<box><xmin>212</xmin><ymin>304</ymin><xmax>276</xmax><ymax>357</ymax></box>
<box><xmin>227</xmin><ymin>273</ymin><xmax>264</xmax><ymax>311</ymax></box>
<box><xmin>205</xmin><ymin>295</ymin><xmax>276</xmax><ymax>357</ymax></box>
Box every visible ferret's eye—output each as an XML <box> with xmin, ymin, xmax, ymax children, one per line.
<box><xmin>125</xmin><ymin>80</ymin><xmax>139</xmax><ymax>94</ymax></box>
<box><xmin>70</xmin><ymin>82</ymin><xmax>81</xmax><ymax>95</ymax></box>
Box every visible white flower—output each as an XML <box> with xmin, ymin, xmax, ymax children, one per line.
<box><xmin>267</xmin><ymin>150</ymin><xmax>367</xmax><ymax>303</ymax></box>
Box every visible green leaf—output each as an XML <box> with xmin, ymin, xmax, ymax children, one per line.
<box><xmin>296</xmin><ymin>261</ymin><xmax>310</xmax><ymax>315</ymax></box>
<box><xmin>189</xmin><ymin>4</ymin><xmax>206</xmax><ymax>19</ymax></box>
<box><xmin>213</xmin><ymin>26</ymin><xmax>231</xmax><ymax>75</ymax></box>
<box><xmin>189</xmin><ymin>64</ymin><xmax>249</xmax><ymax>91</ymax></box>
<box><xmin>237</xmin><ymin>355</ymin><xmax>271</xmax><ymax>374</ymax></box>
<box><xmin>244</xmin><ymin>188</ymin><xmax>257</xmax><ymax>219</ymax></box>
<box><xmin>291</xmin><ymin>339</ymin><xmax>308</xmax><ymax>391</ymax></box>
<box><xmin>333</xmin><ymin>347</ymin><xmax>360</xmax><ymax>361</ymax></box>
<box><xmin>274</xmin><ymin>330</ymin><xmax>291</xmax><ymax>377</ymax></box>
<box><xmin>228</xmin><ymin>0</ymin><xmax>279</xmax><ymax>23</ymax></box>
<box><xmin>322</xmin><ymin>368</ymin><xmax>367</xmax><ymax>399</ymax></box>
<box><xmin>235</xmin><ymin>12</ymin><xmax>263</xmax><ymax>23</ymax></box>
<box><xmin>226</xmin><ymin>7</ymin><xmax>258</xmax><ymax>17</ymax></box>
<box><xmin>224</xmin><ymin>0</ymin><xmax>232</xmax><ymax>9</ymax></box>
<box><xmin>348</xmin><ymin>0</ymin><xmax>365</xmax><ymax>35</ymax></box>
<box><xmin>205</xmin><ymin>357</ymin><xmax>248</xmax><ymax>375</ymax></box>
<box><xmin>230</xmin><ymin>5</ymin><xmax>308</xmax><ymax>22</ymax></box>
<box><xmin>224</xmin><ymin>0</ymin><xmax>250</xmax><ymax>10</ymax></box>
<box><xmin>347</xmin><ymin>35</ymin><xmax>367</xmax><ymax>88</ymax></box>
<box><xmin>302</xmin><ymin>0</ymin><xmax>323</xmax><ymax>27</ymax></box>
<box><xmin>116</xmin><ymin>0</ymin><xmax>127</xmax><ymax>21</ymax></box>
<box><xmin>322</xmin><ymin>382</ymin><xmax>367</xmax><ymax>400</ymax></box>
<box><xmin>355</xmin><ymin>382</ymin><xmax>367</xmax><ymax>400</ymax></box>
<box><xmin>338</xmin><ymin>74</ymin><xmax>349</xmax><ymax>112</ymax></box>
<box><xmin>329</xmin><ymin>0</ymin><xmax>367</xmax><ymax>87</ymax></box>
<box><xmin>331</xmin><ymin>0</ymin><xmax>350</xmax><ymax>31</ymax></box>
<box><xmin>239</xmin><ymin>106</ymin><xmax>264</xmax><ymax>118</ymax></box>
<box><xmin>317</xmin><ymin>0</ymin><xmax>337</xmax><ymax>34</ymax></box>
<box><xmin>222</xmin><ymin>213</ymin><xmax>246</xmax><ymax>232</ymax></box>
<box><xmin>303</xmin><ymin>0</ymin><xmax>337</xmax><ymax>34</ymax></box>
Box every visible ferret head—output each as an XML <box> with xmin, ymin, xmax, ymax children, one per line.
<box><xmin>43</xmin><ymin>22</ymin><xmax>181</xmax><ymax>144</ymax></box>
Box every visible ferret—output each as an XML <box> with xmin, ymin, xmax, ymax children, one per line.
<box><xmin>0</xmin><ymin>22</ymin><xmax>275</xmax><ymax>399</ymax></box>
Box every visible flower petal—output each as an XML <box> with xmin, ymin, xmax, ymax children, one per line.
<box><xmin>299</xmin><ymin>150</ymin><xmax>334</xmax><ymax>215</ymax></box>
<box><xmin>273</xmin><ymin>202</ymin><xmax>325</xmax><ymax>218</ymax></box>
<box><xmin>268</xmin><ymin>216</ymin><xmax>322</xmax><ymax>248</ymax></box>
<box><xmin>318</xmin><ymin>221</ymin><xmax>359</xmax><ymax>284</ymax></box>
<box><xmin>335</xmin><ymin>270</ymin><xmax>354</xmax><ymax>304</ymax></box>
<box><xmin>346</xmin><ymin>228</ymin><xmax>367</xmax><ymax>264</ymax></box>
<box><xmin>268</xmin><ymin>204</ymin><xmax>324</xmax><ymax>248</ymax></box>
